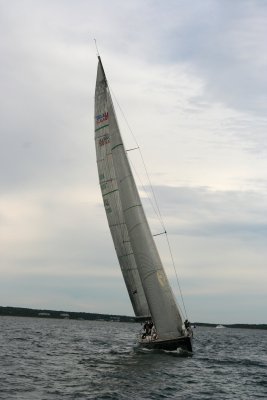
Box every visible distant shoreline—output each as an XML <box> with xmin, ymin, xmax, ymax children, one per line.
<box><xmin>1</xmin><ymin>306</ymin><xmax>266</xmax><ymax>330</ymax></box>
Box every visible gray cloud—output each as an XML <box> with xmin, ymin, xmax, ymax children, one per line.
<box><xmin>160</xmin><ymin>1</ymin><xmax>267</xmax><ymax>116</ymax></box>
<box><xmin>0</xmin><ymin>0</ymin><xmax>266</xmax><ymax>323</ymax></box>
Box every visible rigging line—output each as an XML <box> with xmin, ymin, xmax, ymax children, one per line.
<box><xmin>109</xmin><ymin>86</ymin><xmax>139</xmax><ymax>148</ymax></box>
<box><xmin>128</xmin><ymin>157</ymin><xmax>164</xmax><ymax>228</ymax></box>
<box><xmin>127</xmin><ymin>148</ymin><xmax>188</xmax><ymax>319</ymax></box>
<box><xmin>164</xmin><ymin>232</ymin><xmax>188</xmax><ymax>319</ymax></box>
<box><xmin>109</xmin><ymin>85</ymin><xmax>166</xmax><ymax>230</ymax></box>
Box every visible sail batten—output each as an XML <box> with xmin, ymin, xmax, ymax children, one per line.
<box><xmin>95</xmin><ymin>124</ymin><xmax>109</xmax><ymax>132</ymax></box>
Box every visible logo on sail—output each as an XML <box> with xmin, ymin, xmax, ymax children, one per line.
<box><xmin>99</xmin><ymin>134</ymin><xmax>110</xmax><ymax>147</ymax></box>
<box><xmin>96</xmin><ymin>111</ymin><xmax>109</xmax><ymax>124</ymax></box>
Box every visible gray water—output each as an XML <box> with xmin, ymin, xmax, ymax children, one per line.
<box><xmin>0</xmin><ymin>316</ymin><xmax>266</xmax><ymax>399</ymax></box>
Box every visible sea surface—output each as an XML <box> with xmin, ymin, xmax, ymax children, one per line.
<box><xmin>0</xmin><ymin>316</ymin><xmax>266</xmax><ymax>399</ymax></box>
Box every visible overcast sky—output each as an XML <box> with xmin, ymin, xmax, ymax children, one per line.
<box><xmin>1</xmin><ymin>0</ymin><xmax>266</xmax><ymax>324</ymax></box>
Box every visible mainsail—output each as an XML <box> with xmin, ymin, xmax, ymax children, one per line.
<box><xmin>94</xmin><ymin>57</ymin><xmax>184</xmax><ymax>340</ymax></box>
<box><xmin>95</xmin><ymin>57</ymin><xmax>149</xmax><ymax>318</ymax></box>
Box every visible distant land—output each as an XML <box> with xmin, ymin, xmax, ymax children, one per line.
<box><xmin>0</xmin><ymin>306</ymin><xmax>135</xmax><ymax>323</ymax></box>
<box><xmin>0</xmin><ymin>306</ymin><xmax>266</xmax><ymax>330</ymax></box>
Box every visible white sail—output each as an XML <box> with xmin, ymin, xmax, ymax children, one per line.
<box><xmin>95</xmin><ymin>57</ymin><xmax>184</xmax><ymax>340</ymax></box>
<box><xmin>95</xmin><ymin>58</ymin><xmax>149</xmax><ymax>318</ymax></box>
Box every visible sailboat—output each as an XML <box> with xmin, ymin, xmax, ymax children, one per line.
<box><xmin>94</xmin><ymin>56</ymin><xmax>192</xmax><ymax>352</ymax></box>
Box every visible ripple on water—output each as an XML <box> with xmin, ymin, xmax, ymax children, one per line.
<box><xmin>0</xmin><ymin>318</ymin><xmax>267</xmax><ymax>400</ymax></box>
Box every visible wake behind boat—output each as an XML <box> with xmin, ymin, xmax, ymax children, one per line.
<box><xmin>94</xmin><ymin>55</ymin><xmax>192</xmax><ymax>353</ymax></box>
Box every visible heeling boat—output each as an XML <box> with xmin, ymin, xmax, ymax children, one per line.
<box><xmin>94</xmin><ymin>56</ymin><xmax>192</xmax><ymax>352</ymax></box>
